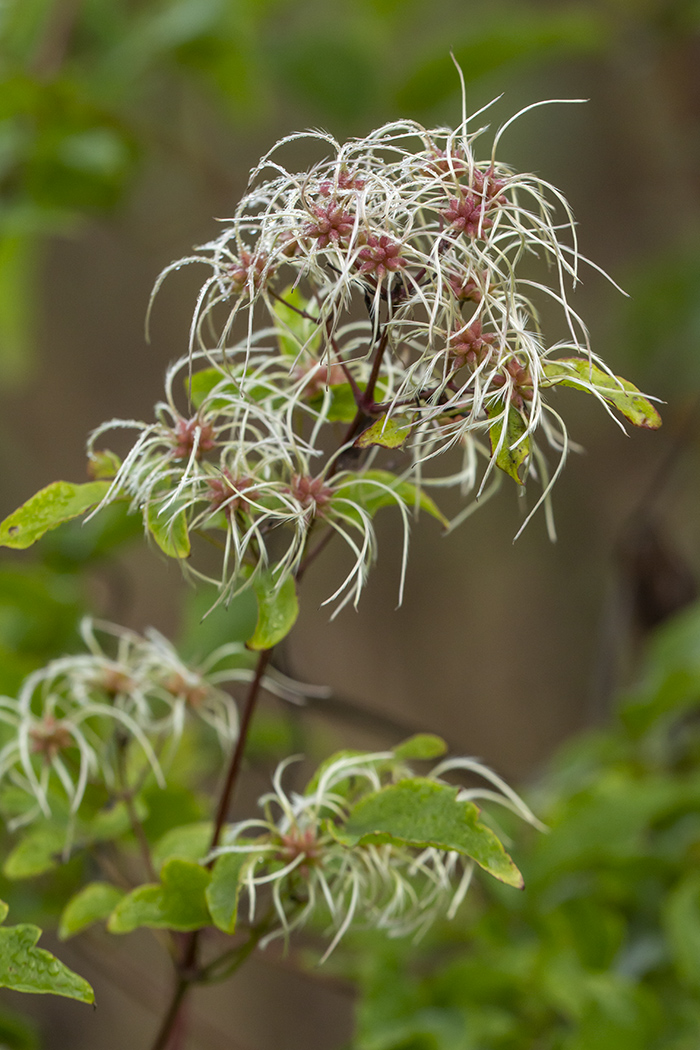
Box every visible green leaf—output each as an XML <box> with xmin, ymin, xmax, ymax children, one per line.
<box><xmin>542</xmin><ymin>359</ymin><xmax>662</xmax><ymax>429</ymax></box>
<box><xmin>206</xmin><ymin>851</ymin><xmax>258</xmax><ymax>934</ymax></box>
<box><xmin>0</xmin><ymin>1005</ymin><xmax>39</xmax><ymax>1049</ymax></box>
<box><xmin>152</xmin><ymin>822</ymin><xmax>213</xmax><ymax>872</ymax></box>
<box><xmin>247</xmin><ymin>571</ymin><xmax>298</xmax><ymax>650</ymax></box>
<box><xmin>146</xmin><ymin>501</ymin><xmax>191</xmax><ymax>558</ymax></box>
<box><xmin>333</xmin><ymin>470</ymin><xmax>448</xmax><ymax>529</ymax></box>
<box><xmin>107</xmin><ymin>858</ymin><xmax>211</xmax><ymax>933</ymax></box>
<box><xmin>339</xmin><ymin>779</ymin><xmax>523</xmax><ymax>887</ymax></box>
<box><xmin>85</xmin><ymin>798</ymin><xmax>148</xmax><ymax>843</ymax></box>
<box><xmin>187</xmin><ymin>366</ymin><xmax>234</xmax><ymax>410</ymax></box>
<box><xmin>488</xmin><ymin>404</ymin><xmax>530</xmax><ymax>484</ymax></box>
<box><xmin>3</xmin><ymin>826</ymin><xmax>65</xmax><ymax>880</ymax></box>
<box><xmin>87</xmin><ymin>449</ymin><xmax>121</xmax><ymax>480</ymax></box>
<box><xmin>0</xmin><ymin>233</ymin><xmax>38</xmax><ymax>389</ymax></box>
<box><xmin>0</xmin><ymin>902</ymin><xmax>94</xmax><ymax>1003</ymax></box>
<box><xmin>309</xmin><ymin>382</ymin><xmax>358</xmax><ymax>422</ymax></box>
<box><xmin>355</xmin><ymin>414</ymin><xmax>411</xmax><ymax>450</ymax></box>
<box><xmin>59</xmin><ymin>882</ymin><xmax>125</xmax><ymax>940</ymax></box>
<box><xmin>0</xmin><ymin>481</ymin><xmax>111</xmax><ymax>549</ymax></box>
<box><xmin>305</xmin><ymin>750</ymin><xmax>383</xmax><ymax>797</ymax></box>
<box><xmin>664</xmin><ymin>872</ymin><xmax>700</xmax><ymax>989</ymax></box>
<box><xmin>393</xmin><ymin>735</ymin><xmax>447</xmax><ymax>761</ymax></box>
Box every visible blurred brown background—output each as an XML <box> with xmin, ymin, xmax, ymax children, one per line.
<box><xmin>0</xmin><ymin>0</ymin><xmax>699</xmax><ymax>1045</ymax></box>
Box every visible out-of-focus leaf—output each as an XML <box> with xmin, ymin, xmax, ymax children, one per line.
<box><xmin>0</xmin><ymin>901</ymin><xmax>94</xmax><ymax>1003</ymax></box>
<box><xmin>393</xmin><ymin>735</ymin><xmax>447</xmax><ymax>761</ymax></box>
<box><xmin>0</xmin><ymin>233</ymin><xmax>38</xmax><ymax>388</ymax></box>
<box><xmin>664</xmin><ymin>872</ymin><xmax>700</xmax><ymax>990</ymax></box>
<box><xmin>397</xmin><ymin>10</ymin><xmax>608</xmax><ymax>110</ymax></box>
<box><xmin>107</xmin><ymin>858</ymin><xmax>211</xmax><ymax>934</ymax></box>
<box><xmin>338</xmin><ymin>778</ymin><xmax>524</xmax><ymax>887</ymax></box>
<box><xmin>3</xmin><ymin>826</ymin><xmax>65</xmax><ymax>880</ymax></box>
<box><xmin>58</xmin><ymin>882</ymin><xmax>125</xmax><ymax>940</ymax></box>
<box><xmin>152</xmin><ymin>822</ymin><xmax>213</xmax><ymax>872</ymax></box>
<box><xmin>247</xmin><ymin>571</ymin><xmax>298</xmax><ymax>650</ymax></box>
<box><xmin>333</xmin><ymin>470</ymin><xmax>448</xmax><ymax>528</ymax></box>
<box><xmin>0</xmin><ymin>481</ymin><xmax>111</xmax><ymax>549</ymax></box>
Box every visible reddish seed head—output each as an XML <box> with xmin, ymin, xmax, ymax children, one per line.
<box><xmin>319</xmin><ymin>168</ymin><xmax>366</xmax><ymax>196</ymax></box>
<box><xmin>290</xmin><ymin>474</ymin><xmax>333</xmax><ymax>515</ymax></box>
<box><xmin>304</xmin><ymin>204</ymin><xmax>356</xmax><ymax>249</ymax></box>
<box><xmin>449</xmin><ymin>321</ymin><xmax>496</xmax><ymax>368</ymax></box>
<box><xmin>207</xmin><ymin>470</ymin><xmax>257</xmax><ymax>518</ymax></box>
<box><xmin>471</xmin><ymin>166</ymin><xmax>508</xmax><ymax>205</ymax></box>
<box><xmin>357</xmin><ymin>233</ymin><xmax>406</xmax><ymax>281</ymax></box>
<box><xmin>442</xmin><ymin>193</ymin><xmax>492</xmax><ymax>238</ymax></box>
<box><xmin>97</xmin><ymin>667</ymin><xmax>135</xmax><ymax>698</ymax></box>
<box><xmin>229</xmin><ymin>251</ymin><xmax>270</xmax><ymax>293</ymax></box>
<box><xmin>30</xmin><ymin>717</ymin><xmax>72</xmax><ymax>763</ymax></box>
<box><xmin>490</xmin><ymin>357</ymin><xmax>533</xmax><ymax>409</ymax></box>
<box><xmin>276</xmin><ymin>826</ymin><xmax>321</xmax><ymax>876</ymax></box>
<box><xmin>448</xmin><ymin>270</ymin><xmax>487</xmax><ymax>304</ymax></box>
<box><xmin>162</xmin><ymin>672</ymin><xmax>209</xmax><ymax>709</ymax></box>
<box><xmin>170</xmin><ymin>416</ymin><xmax>216</xmax><ymax>460</ymax></box>
<box><xmin>425</xmin><ymin>147</ymin><xmax>469</xmax><ymax>178</ymax></box>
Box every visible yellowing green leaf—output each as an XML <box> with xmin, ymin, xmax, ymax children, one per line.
<box><xmin>339</xmin><ymin>779</ymin><xmax>523</xmax><ymax>887</ymax></box>
<box><xmin>59</xmin><ymin>883</ymin><xmax>124</xmax><ymax>940</ymax></box>
<box><xmin>247</xmin><ymin>571</ymin><xmax>298</xmax><ymax>650</ymax></box>
<box><xmin>107</xmin><ymin>859</ymin><xmax>211</xmax><ymax>934</ymax></box>
<box><xmin>542</xmin><ymin>359</ymin><xmax>662</xmax><ymax>429</ymax></box>
<box><xmin>355</xmin><ymin>414</ymin><xmax>411</xmax><ymax>450</ymax></box>
<box><xmin>0</xmin><ymin>481</ymin><xmax>111</xmax><ymax>550</ymax></box>
<box><xmin>488</xmin><ymin>404</ymin><xmax>530</xmax><ymax>485</ymax></box>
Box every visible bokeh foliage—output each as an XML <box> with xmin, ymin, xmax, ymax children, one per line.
<box><xmin>1</xmin><ymin>0</ymin><xmax>699</xmax><ymax>1047</ymax></box>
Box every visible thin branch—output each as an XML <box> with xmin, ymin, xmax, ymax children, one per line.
<box><xmin>209</xmin><ymin>646</ymin><xmax>273</xmax><ymax>854</ymax></box>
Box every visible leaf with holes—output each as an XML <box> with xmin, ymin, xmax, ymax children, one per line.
<box><xmin>0</xmin><ymin>481</ymin><xmax>111</xmax><ymax>549</ymax></box>
<box><xmin>488</xmin><ymin>404</ymin><xmax>530</xmax><ymax>484</ymax></box>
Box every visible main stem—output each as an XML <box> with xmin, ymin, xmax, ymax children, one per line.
<box><xmin>149</xmin><ymin>646</ymin><xmax>272</xmax><ymax>1050</ymax></box>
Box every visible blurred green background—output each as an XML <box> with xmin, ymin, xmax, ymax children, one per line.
<box><xmin>0</xmin><ymin>0</ymin><xmax>699</xmax><ymax>1047</ymax></box>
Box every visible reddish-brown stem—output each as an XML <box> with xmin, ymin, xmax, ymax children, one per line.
<box><xmin>362</xmin><ymin>327</ymin><xmax>389</xmax><ymax>407</ymax></box>
<box><xmin>209</xmin><ymin>647</ymin><xmax>273</xmax><ymax>853</ymax></box>
<box><xmin>149</xmin><ymin>648</ymin><xmax>273</xmax><ymax>1050</ymax></box>
<box><xmin>268</xmin><ymin>288</ymin><xmax>320</xmax><ymax>325</ymax></box>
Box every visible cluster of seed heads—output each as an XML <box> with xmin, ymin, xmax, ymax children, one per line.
<box><xmin>0</xmin><ymin>620</ymin><xmax>247</xmax><ymax>827</ymax></box>
<box><xmin>90</xmin><ymin>99</ymin><xmax>635</xmax><ymax>611</ymax></box>
<box><xmin>212</xmin><ymin>750</ymin><xmax>543</xmax><ymax>956</ymax></box>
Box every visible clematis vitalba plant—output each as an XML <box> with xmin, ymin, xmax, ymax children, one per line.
<box><xmin>0</xmin><ymin>97</ymin><xmax>659</xmax><ymax>1049</ymax></box>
